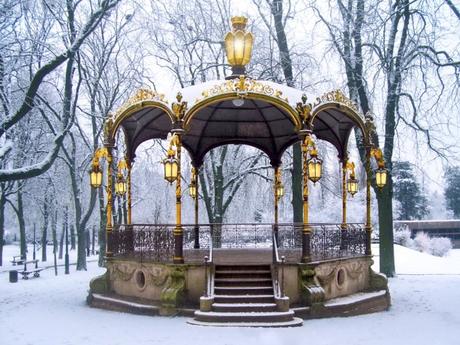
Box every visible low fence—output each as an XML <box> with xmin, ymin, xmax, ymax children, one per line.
<box><xmin>110</xmin><ymin>223</ymin><xmax>367</xmax><ymax>263</ymax></box>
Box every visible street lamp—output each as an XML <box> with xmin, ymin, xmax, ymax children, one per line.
<box><xmin>307</xmin><ymin>149</ymin><xmax>322</xmax><ymax>183</ymax></box>
<box><xmin>163</xmin><ymin>148</ymin><xmax>179</xmax><ymax>183</ymax></box>
<box><xmin>345</xmin><ymin>161</ymin><xmax>359</xmax><ymax>196</ymax></box>
<box><xmin>275</xmin><ymin>183</ymin><xmax>285</xmax><ymax>199</ymax></box>
<box><xmin>224</xmin><ymin>16</ymin><xmax>254</xmax><ymax>78</ymax></box>
<box><xmin>115</xmin><ymin>173</ymin><xmax>127</xmax><ymax>196</ymax></box>
<box><xmin>375</xmin><ymin>168</ymin><xmax>388</xmax><ymax>189</ymax></box>
<box><xmin>90</xmin><ymin>164</ymin><xmax>103</xmax><ymax>188</ymax></box>
<box><xmin>371</xmin><ymin>148</ymin><xmax>388</xmax><ymax>189</ymax></box>
<box><xmin>189</xmin><ymin>181</ymin><xmax>197</xmax><ymax>198</ymax></box>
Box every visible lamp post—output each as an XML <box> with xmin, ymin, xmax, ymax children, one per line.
<box><xmin>163</xmin><ymin>134</ymin><xmax>184</xmax><ymax>264</ymax></box>
<box><xmin>274</xmin><ymin>166</ymin><xmax>284</xmax><ymax>243</ymax></box>
<box><xmin>224</xmin><ymin>16</ymin><xmax>254</xmax><ymax>78</ymax></box>
<box><xmin>190</xmin><ymin>167</ymin><xmax>200</xmax><ymax>249</ymax></box>
<box><xmin>301</xmin><ymin>134</ymin><xmax>323</xmax><ymax>263</ymax></box>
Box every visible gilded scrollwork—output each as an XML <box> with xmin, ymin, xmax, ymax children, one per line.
<box><xmin>171</xmin><ymin>92</ymin><xmax>187</xmax><ymax>122</ymax></box>
<box><xmin>314</xmin><ymin>89</ymin><xmax>361</xmax><ymax>116</ymax></box>
<box><xmin>103</xmin><ymin>115</ymin><xmax>114</xmax><ymax>144</ymax></box>
<box><xmin>196</xmin><ymin>75</ymin><xmax>288</xmax><ymax>104</ymax></box>
<box><xmin>114</xmin><ymin>88</ymin><xmax>167</xmax><ymax>120</ymax></box>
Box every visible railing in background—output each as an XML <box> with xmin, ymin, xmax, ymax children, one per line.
<box><xmin>110</xmin><ymin>223</ymin><xmax>367</xmax><ymax>263</ymax></box>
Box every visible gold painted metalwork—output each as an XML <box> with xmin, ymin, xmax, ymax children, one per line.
<box><xmin>296</xmin><ymin>94</ymin><xmax>313</xmax><ymax>129</ymax></box>
<box><xmin>163</xmin><ymin>135</ymin><xmax>180</xmax><ymax>183</ymax></box>
<box><xmin>341</xmin><ymin>159</ymin><xmax>347</xmax><ymax>229</ymax></box>
<box><xmin>224</xmin><ymin>16</ymin><xmax>254</xmax><ymax>75</ymax></box>
<box><xmin>115</xmin><ymin>88</ymin><xmax>167</xmax><ymax>119</ymax></box>
<box><xmin>302</xmin><ymin>136</ymin><xmax>322</xmax><ymax>183</ymax></box>
<box><xmin>172</xmin><ymin>92</ymin><xmax>187</xmax><ymax>123</ymax></box>
<box><xmin>90</xmin><ymin>148</ymin><xmax>109</xmax><ymax>188</ymax></box>
<box><xmin>114</xmin><ymin>160</ymin><xmax>128</xmax><ymax>196</ymax></box>
<box><xmin>345</xmin><ymin>161</ymin><xmax>358</xmax><ymax>196</ymax></box>
<box><xmin>274</xmin><ymin>166</ymin><xmax>283</xmax><ymax>227</ymax></box>
<box><xmin>126</xmin><ymin>158</ymin><xmax>132</xmax><ymax>225</ymax></box>
<box><xmin>198</xmin><ymin>76</ymin><xmax>288</xmax><ymax>102</ymax></box>
<box><xmin>314</xmin><ymin>90</ymin><xmax>360</xmax><ymax>115</ymax></box>
<box><xmin>371</xmin><ymin>147</ymin><xmax>387</xmax><ymax>189</ymax></box>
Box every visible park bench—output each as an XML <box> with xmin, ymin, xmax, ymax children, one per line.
<box><xmin>10</xmin><ymin>255</ymin><xmax>26</xmax><ymax>266</ymax></box>
<box><xmin>19</xmin><ymin>259</ymin><xmax>44</xmax><ymax>279</ymax></box>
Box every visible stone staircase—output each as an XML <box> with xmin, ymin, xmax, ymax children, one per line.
<box><xmin>190</xmin><ymin>264</ymin><xmax>303</xmax><ymax>327</ymax></box>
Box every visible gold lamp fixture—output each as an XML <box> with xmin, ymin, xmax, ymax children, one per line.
<box><xmin>307</xmin><ymin>149</ymin><xmax>322</xmax><ymax>183</ymax></box>
<box><xmin>113</xmin><ymin>160</ymin><xmax>128</xmax><ymax>196</ymax></box>
<box><xmin>274</xmin><ymin>168</ymin><xmax>284</xmax><ymax>199</ymax></box>
<box><xmin>345</xmin><ymin>161</ymin><xmax>359</xmax><ymax>196</ymax></box>
<box><xmin>115</xmin><ymin>173</ymin><xmax>127</xmax><ymax>195</ymax></box>
<box><xmin>189</xmin><ymin>167</ymin><xmax>197</xmax><ymax>198</ymax></box>
<box><xmin>90</xmin><ymin>147</ymin><xmax>109</xmax><ymax>189</ymax></box>
<box><xmin>371</xmin><ymin>148</ymin><xmax>388</xmax><ymax>189</ymax></box>
<box><xmin>224</xmin><ymin>16</ymin><xmax>254</xmax><ymax>78</ymax></box>
<box><xmin>163</xmin><ymin>134</ymin><xmax>180</xmax><ymax>184</ymax></box>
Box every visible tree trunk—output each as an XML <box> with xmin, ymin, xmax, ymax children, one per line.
<box><xmin>52</xmin><ymin>210</ymin><xmax>58</xmax><ymax>275</ymax></box>
<box><xmin>70</xmin><ymin>225</ymin><xmax>76</xmax><ymax>250</ymax></box>
<box><xmin>77</xmin><ymin>225</ymin><xmax>87</xmax><ymax>270</ymax></box>
<box><xmin>17</xmin><ymin>189</ymin><xmax>27</xmax><ymax>257</ymax></box>
<box><xmin>98</xmin><ymin>187</ymin><xmax>106</xmax><ymax>266</ymax></box>
<box><xmin>41</xmin><ymin>197</ymin><xmax>49</xmax><ymax>262</ymax></box>
<box><xmin>0</xmin><ymin>195</ymin><xmax>5</xmax><ymax>266</ymax></box>
<box><xmin>377</xmin><ymin>178</ymin><xmax>395</xmax><ymax>275</ymax></box>
<box><xmin>269</xmin><ymin>0</ymin><xmax>303</xmax><ymax>223</ymax></box>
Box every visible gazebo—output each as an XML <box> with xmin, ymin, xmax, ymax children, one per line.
<box><xmin>88</xmin><ymin>17</ymin><xmax>390</xmax><ymax>327</ymax></box>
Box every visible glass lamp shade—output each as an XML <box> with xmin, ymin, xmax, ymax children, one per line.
<box><xmin>375</xmin><ymin>168</ymin><xmax>388</xmax><ymax>189</ymax></box>
<box><xmin>224</xmin><ymin>17</ymin><xmax>254</xmax><ymax>67</ymax></box>
<box><xmin>276</xmin><ymin>183</ymin><xmax>284</xmax><ymax>198</ymax></box>
<box><xmin>163</xmin><ymin>156</ymin><xmax>178</xmax><ymax>183</ymax></box>
<box><xmin>189</xmin><ymin>183</ymin><xmax>197</xmax><ymax>198</ymax></box>
<box><xmin>90</xmin><ymin>167</ymin><xmax>103</xmax><ymax>188</ymax></box>
<box><xmin>308</xmin><ymin>156</ymin><xmax>322</xmax><ymax>183</ymax></box>
<box><xmin>347</xmin><ymin>177</ymin><xmax>359</xmax><ymax>196</ymax></box>
<box><xmin>115</xmin><ymin>174</ymin><xmax>127</xmax><ymax>196</ymax></box>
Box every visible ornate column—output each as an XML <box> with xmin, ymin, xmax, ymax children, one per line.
<box><xmin>341</xmin><ymin>158</ymin><xmax>348</xmax><ymax>250</ymax></box>
<box><xmin>171</xmin><ymin>92</ymin><xmax>187</xmax><ymax>264</ymax></box>
<box><xmin>301</xmin><ymin>134</ymin><xmax>311</xmax><ymax>263</ymax></box>
<box><xmin>274</xmin><ymin>166</ymin><xmax>280</xmax><ymax>243</ymax></box>
<box><xmin>105</xmin><ymin>146</ymin><xmax>114</xmax><ymax>258</ymax></box>
<box><xmin>365</xmin><ymin>145</ymin><xmax>372</xmax><ymax>256</ymax></box>
<box><xmin>126</xmin><ymin>157</ymin><xmax>132</xmax><ymax>225</ymax></box>
<box><xmin>173</xmin><ymin>134</ymin><xmax>184</xmax><ymax>263</ymax></box>
<box><xmin>192</xmin><ymin>166</ymin><xmax>200</xmax><ymax>249</ymax></box>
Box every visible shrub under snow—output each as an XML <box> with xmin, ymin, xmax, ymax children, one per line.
<box><xmin>394</xmin><ymin>226</ymin><xmax>452</xmax><ymax>257</ymax></box>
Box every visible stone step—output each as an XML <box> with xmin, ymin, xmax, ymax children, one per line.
<box><xmin>215</xmin><ymin>270</ymin><xmax>271</xmax><ymax>279</ymax></box>
<box><xmin>214</xmin><ymin>286</ymin><xmax>273</xmax><ymax>295</ymax></box>
<box><xmin>215</xmin><ymin>265</ymin><xmax>271</xmax><ymax>272</ymax></box>
<box><xmin>214</xmin><ymin>278</ymin><xmax>272</xmax><ymax>287</ymax></box>
<box><xmin>213</xmin><ymin>294</ymin><xmax>275</xmax><ymax>304</ymax></box>
<box><xmin>187</xmin><ymin>317</ymin><xmax>304</xmax><ymax>328</ymax></box>
<box><xmin>212</xmin><ymin>302</ymin><xmax>277</xmax><ymax>313</ymax></box>
<box><xmin>194</xmin><ymin>310</ymin><xmax>296</xmax><ymax>323</ymax></box>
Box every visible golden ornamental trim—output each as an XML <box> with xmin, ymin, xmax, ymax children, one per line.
<box><xmin>314</xmin><ymin>90</ymin><xmax>361</xmax><ymax>116</ymax></box>
<box><xmin>114</xmin><ymin>88</ymin><xmax>167</xmax><ymax>119</ymax></box>
<box><xmin>196</xmin><ymin>76</ymin><xmax>289</xmax><ymax>104</ymax></box>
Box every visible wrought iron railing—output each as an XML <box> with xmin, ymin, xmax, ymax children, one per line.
<box><xmin>110</xmin><ymin>223</ymin><xmax>367</xmax><ymax>263</ymax></box>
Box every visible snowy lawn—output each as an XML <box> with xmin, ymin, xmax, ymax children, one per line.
<box><xmin>1</xmin><ymin>245</ymin><xmax>460</xmax><ymax>345</ymax></box>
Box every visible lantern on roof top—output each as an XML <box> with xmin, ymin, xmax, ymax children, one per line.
<box><xmin>224</xmin><ymin>16</ymin><xmax>254</xmax><ymax>78</ymax></box>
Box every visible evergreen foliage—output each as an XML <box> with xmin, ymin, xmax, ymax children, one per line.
<box><xmin>393</xmin><ymin>161</ymin><xmax>428</xmax><ymax>220</ymax></box>
<box><xmin>445</xmin><ymin>166</ymin><xmax>460</xmax><ymax>217</ymax></box>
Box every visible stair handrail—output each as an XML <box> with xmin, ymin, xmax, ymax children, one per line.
<box><xmin>272</xmin><ymin>230</ymin><xmax>285</xmax><ymax>298</ymax></box>
<box><xmin>204</xmin><ymin>228</ymin><xmax>214</xmax><ymax>298</ymax></box>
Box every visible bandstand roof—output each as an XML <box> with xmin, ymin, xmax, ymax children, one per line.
<box><xmin>108</xmin><ymin>77</ymin><xmax>369</xmax><ymax>166</ymax></box>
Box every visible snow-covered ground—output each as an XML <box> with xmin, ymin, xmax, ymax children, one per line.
<box><xmin>1</xmin><ymin>244</ymin><xmax>460</xmax><ymax>345</ymax></box>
